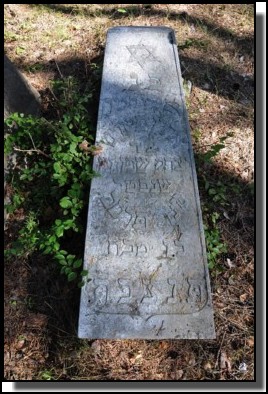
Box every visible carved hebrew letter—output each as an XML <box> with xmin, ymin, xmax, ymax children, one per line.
<box><xmin>93</xmin><ymin>279</ymin><xmax>109</xmax><ymax>306</ymax></box>
<box><xmin>117</xmin><ymin>279</ymin><xmax>131</xmax><ymax>304</ymax></box>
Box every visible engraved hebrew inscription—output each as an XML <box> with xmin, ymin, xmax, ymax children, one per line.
<box><xmin>78</xmin><ymin>27</ymin><xmax>216</xmax><ymax>339</ymax></box>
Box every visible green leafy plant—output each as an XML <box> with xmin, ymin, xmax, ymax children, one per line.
<box><xmin>24</xmin><ymin>63</ymin><xmax>45</xmax><ymax>73</ymax></box>
<box><xmin>179</xmin><ymin>38</ymin><xmax>210</xmax><ymax>51</ymax></box>
<box><xmin>204</xmin><ymin>212</ymin><xmax>227</xmax><ymax>271</ymax></box>
<box><xmin>117</xmin><ymin>8</ymin><xmax>127</xmax><ymax>14</ymax></box>
<box><xmin>195</xmin><ymin>132</ymin><xmax>234</xmax><ymax>207</ymax></box>
<box><xmin>204</xmin><ymin>179</ymin><xmax>228</xmax><ymax>206</ymax></box>
<box><xmin>15</xmin><ymin>45</ymin><xmax>26</xmax><ymax>55</ymax></box>
<box><xmin>4</xmin><ymin>31</ymin><xmax>19</xmax><ymax>42</ymax></box>
<box><xmin>40</xmin><ymin>370</ymin><xmax>54</xmax><ymax>380</ymax></box>
<box><xmin>203</xmin><ymin>133</ymin><xmax>233</xmax><ymax>163</ymax></box>
<box><xmin>4</xmin><ymin>77</ymin><xmax>98</xmax><ymax>286</ymax></box>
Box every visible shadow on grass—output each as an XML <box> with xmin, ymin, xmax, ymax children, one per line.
<box><xmin>31</xmin><ymin>4</ymin><xmax>254</xmax><ymax>57</ymax></box>
<box><xmin>21</xmin><ymin>4</ymin><xmax>254</xmax><ymax>106</ymax></box>
<box><xmin>179</xmin><ymin>54</ymin><xmax>253</xmax><ymax>103</ymax></box>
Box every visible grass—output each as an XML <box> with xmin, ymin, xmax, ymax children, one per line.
<box><xmin>4</xmin><ymin>4</ymin><xmax>254</xmax><ymax>381</ymax></box>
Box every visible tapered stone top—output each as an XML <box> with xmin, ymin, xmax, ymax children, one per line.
<box><xmin>78</xmin><ymin>26</ymin><xmax>216</xmax><ymax>339</ymax></box>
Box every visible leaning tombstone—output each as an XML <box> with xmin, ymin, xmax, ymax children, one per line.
<box><xmin>4</xmin><ymin>55</ymin><xmax>40</xmax><ymax>119</ymax></box>
<box><xmin>78</xmin><ymin>27</ymin><xmax>216</xmax><ymax>339</ymax></box>
<box><xmin>4</xmin><ymin>55</ymin><xmax>41</xmax><ymax>225</ymax></box>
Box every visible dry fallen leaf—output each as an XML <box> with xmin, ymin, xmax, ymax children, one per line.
<box><xmin>223</xmin><ymin>211</ymin><xmax>230</xmax><ymax>220</ymax></box>
<box><xmin>79</xmin><ymin>139</ymin><xmax>90</xmax><ymax>152</ymax></box>
<box><xmin>226</xmin><ymin>258</ymin><xmax>236</xmax><ymax>269</ymax></box>
<box><xmin>89</xmin><ymin>145</ymin><xmax>104</xmax><ymax>156</ymax></box>
<box><xmin>16</xmin><ymin>339</ymin><xmax>25</xmax><ymax>350</ymax></box>
<box><xmin>240</xmin><ymin>293</ymin><xmax>247</xmax><ymax>303</ymax></box>
<box><xmin>220</xmin><ymin>351</ymin><xmax>232</xmax><ymax>371</ymax></box>
<box><xmin>247</xmin><ymin>285</ymin><xmax>254</xmax><ymax>296</ymax></box>
<box><xmin>27</xmin><ymin>313</ymin><xmax>47</xmax><ymax>328</ymax></box>
<box><xmin>203</xmin><ymin>361</ymin><xmax>212</xmax><ymax>370</ymax></box>
<box><xmin>159</xmin><ymin>341</ymin><xmax>169</xmax><ymax>349</ymax></box>
<box><xmin>91</xmin><ymin>340</ymin><xmax>101</xmax><ymax>354</ymax></box>
<box><xmin>79</xmin><ymin>141</ymin><xmax>104</xmax><ymax>156</ymax></box>
<box><xmin>187</xmin><ymin>354</ymin><xmax>196</xmax><ymax>366</ymax></box>
<box><xmin>135</xmin><ymin>352</ymin><xmax>142</xmax><ymax>361</ymax></box>
<box><xmin>246</xmin><ymin>336</ymin><xmax>254</xmax><ymax>347</ymax></box>
<box><xmin>170</xmin><ymin>369</ymin><xmax>183</xmax><ymax>380</ymax></box>
<box><xmin>239</xmin><ymin>362</ymin><xmax>247</xmax><ymax>373</ymax></box>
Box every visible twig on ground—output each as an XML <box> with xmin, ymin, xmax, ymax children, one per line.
<box><xmin>28</xmin><ymin>132</ymin><xmax>37</xmax><ymax>150</ymax></box>
<box><xmin>54</xmin><ymin>60</ymin><xmax>64</xmax><ymax>79</ymax></box>
<box><xmin>13</xmin><ymin>147</ymin><xmax>51</xmax><ymax>159</ymax></box>
<box><xmin>215</xmin><ymin>330</ymin><xmax>226</xmax><ymax>369</ymax></box>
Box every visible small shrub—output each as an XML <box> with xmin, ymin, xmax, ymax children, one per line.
<box><xmin>4</xmin><ymin>77</ymin><xmax>98</xmax><ymax>286</ymax></box>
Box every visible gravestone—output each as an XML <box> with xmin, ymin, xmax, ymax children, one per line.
<box><xmin>4</xmin><ymin>55</ymin><xmax>40</xmax><ymax>119</ymax></box>
<box><xmin>78</xmin><ymin>27</ymin><xmax>216</xmax><ymax>339</ymax></box>
<box><xmin>4</xmin><ymin>55</ymin><xmax>41</xmax><ymax>225</ymax></box>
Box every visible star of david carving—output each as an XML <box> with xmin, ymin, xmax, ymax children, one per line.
<box><xmin>126</xmin><ymin>44</ymin><xmax>158</xmax><ymax>69</ymax></box>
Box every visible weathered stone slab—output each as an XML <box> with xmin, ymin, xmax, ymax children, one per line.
<box><xmin>78</xmin><ymin>27</ymin><xmax>216</xmax><ymax>339</ymax></box>
<box><xmin>4</xmin><ymin>55</ymin><xmax>40</xmax><ymax>119</ymax></box>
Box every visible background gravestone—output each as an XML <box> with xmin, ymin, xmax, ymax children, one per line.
<box><xmin>78</xmin><ymin>27</ymin><xmax>216</xmax><ymax>339</ymax></box>
<box><xmin>4</xmin><ymin>55</ymin><xmax>40</xmax><ymax>119</ymax></box>
<box><xmin>4</xmin><ymin>55</ymin><xmax>41</xmax><ymax>224</ymax></box>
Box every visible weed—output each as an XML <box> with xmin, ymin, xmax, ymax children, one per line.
<box><xmin>202</xmin><ymin>132</ymin><xmax>234</xmax><ymax>163</ymax></box>
<box><xmin>4</xmin><ymin>77</ymin><xmax>97</xmax><ymax>285</ymax></box>
<box><xmin>90</xmin><ymin>62</ymin><xmax>103</xmax><ymax>78</ymax></box>
<box><xmin>203</xmin><ymin>212</ymin><xmax>227</xmax><ymax>272</ymax></box>
<box><xmin>196</xmin><ymin>134</ymin><xmax>233</xmax><ymax>271</ymax></box>
<box><xmin>205</xmin><ymin>180</ymin><xmax>228</xmax><ymax>206</ymax></box>
<box><xmin>19</xmin><ymin>21</ymin><xmax>34</xmax><ymax>32</ymax></box>
<box><xmin>117</xmin><ymin>8</ymin><xmax>127</xmax><ymax>14</ymax></box>
<box><xmin>4</xmin><ymin>31</ymin><xmax>19</xmax><ymax>42</ymax></box>
<box><xmin>25</xmin><ymin>296</ymin><xmax>35</xmax><ymax>310</ymax></box>
<box><xmin>40</xmin><ymin>370</ymin><xmax>54</xmax><ymax>380</ymax></box>
<box><xmin>24</xmin><ymin>63</ymin><xmax>45</xmax><ymax>73</ymax></box>
<box><xmin>182</xmin><ymin>78</ymin><xmax>192</xmax><ymax>106</ymax></box>
<box><xmin>15</xmin><ymin>46</ymin><xmax>26</xmax><ymax>55</ymax></box>
<box><xmin>180</xmin><ymin>38</ymin><xmax>210</xmax><ymax>51</ymax></box>
<box><xmin>192</xmin><ymin>128</ymin><xmax>202</xmax><ymax>142</ymax></box>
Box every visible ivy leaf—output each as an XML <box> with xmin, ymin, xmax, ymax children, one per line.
<box><xmin>68</xmin><ymin>272</ymin><xmax>77</xmax><ymax>281</ymax></box>
<box><xmin>53</xmin><ymin>162</ymin><xmax>61</xmax><ymax>173</ymax></box>
<box><xmin>59</xmin><ymin>196</ymin><xmax>72</xmax><ymax>209</ymax></box>
<box><xmin>58</xmin><ymin>259</ymin><xmax>67</xmax><ymax>266</ymax></box>
<box><xmin>69</xmin><ymin>142</ymin><xmax>77</xmax><ymax>154</ymax></box>
<box><xmin>73</xmin><ymin>259</ymin><xmax>82</xmax><ymax>268</ymax></box>
<box><xmin>208</xmin><ymin>188</ymin><xmax>217</xmax><ymax>195</ymax></box>
<box><xmin>56</xmin><ymin>226</ymin><xmax>64</xmax><ymax>237</ymax></box>
<box><xmin>60</xmin><ymin>266</ymin><xmax>66</xmax><ymax>274</ymax></box>
<box><xmin>55</xmin><ymin>253</ymin><xmax>65</xmax><ymax>261</ymax></box>
<box><xmin>63</xmin><ymin>219</ymin><xmax>73</xmax><ymax>229</ymax></box>
<box><xmin>81</xmin><ymin>270</ymin><xmax>88</xmax><ymax>277</ymax></box>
